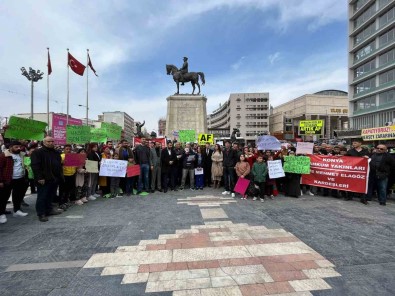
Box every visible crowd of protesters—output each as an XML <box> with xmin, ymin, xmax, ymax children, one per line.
<box><xmin>0</xmin><ymin>136</ymin><xmax>394</xmax><ymax>224</ymax></box>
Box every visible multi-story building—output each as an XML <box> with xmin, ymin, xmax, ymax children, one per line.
<box><xmin>269</xmin><ymin>90</ymin><xmax>349</xmax><ymax>141</ymax></box>
<box><xmin>207</xmin><ymin>93</ymin><xmax>270</xmax><ymax>145</ymax></box>
<box><xmin>348</xmin><ymin>0</ymin><xmax>395</xmax><ymax>129</ymax></box>
<box><xmin>102</xmin><ymin>111</ymin><xmax>134</xmax><ymax>141</ymax></box>
<box><xmin>158</xmin><ymin>118</ymin><xmax>166</xmax><ymax>136</ymax></box>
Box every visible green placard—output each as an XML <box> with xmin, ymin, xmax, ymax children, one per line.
<box><xmin>283</xmin><ymin>156</ymin><xmax>311</xmax><ymax>174</ymax></box>
<box><xmin>178</xmin><ymin>130</ymin><xmax>196</xmax><ymax>143</ymax></box>
<box><xmin>4</xmin><ymin>116</ymin><xmax>47</xmax><ymax>141</ymax></box>
<box><xmin>91</xmin><ymin>128</ymin><xmax>107</xmax><ymax>143</ymax></box>
<box><xmin>66</xmin><ymin>125</ymin><xmax>91</xmax><ymax>144</ymax></box>
<box><xmin>101</xmin><ymin>122</ymin><xmax>122</xmax><ymax>140</ymax></box>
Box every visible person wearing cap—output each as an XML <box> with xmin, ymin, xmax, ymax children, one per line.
<box><xmin>179</xmin><ymin>57</ymin><xmax>188</xmax><ymax>85</ymax></box>
<box><xmin>31</xmin><ymin>137</ymin><xmax>64</xmax><ymax>222</ymax></box>
<box><xmin>0</xmin><ymin>141</ymin><xmax>29</xmax><ymax>224</ymax></box>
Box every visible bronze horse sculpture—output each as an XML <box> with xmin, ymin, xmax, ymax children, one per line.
<box><xmin>166</xmin><ymin>64</ymin><xmax>205</xmax><ymax>95</ymax></box>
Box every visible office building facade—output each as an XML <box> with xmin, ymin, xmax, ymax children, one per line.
<box><xmin>348</xmin><ymin>0</ymin><xmax>395</xmax><ymax>128</ymax></box>
<box><xmin>102</xmin><ymin>111</ymin><xmax>134</xmax><ymax>141</ymax></box>
<box><xmin>207</xmin><ymin>93</ymin><xmax>270</xmax><ymax>144</ymax></box>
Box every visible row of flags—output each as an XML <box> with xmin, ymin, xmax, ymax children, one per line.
<box><xmin>47</xmin><ymin>49</ymin><xmax>98</xmax><ymax>77</ymax></box>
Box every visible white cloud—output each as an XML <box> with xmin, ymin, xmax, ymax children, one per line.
<box><xmin>0</xmin><ymin>0</ymin><xmax>347</xmax><ymax>132</ymax></box>
<box><xmin>268</xmin><ymin>52</ymin><xmax>281</xmax><ymax>65</ymax></box>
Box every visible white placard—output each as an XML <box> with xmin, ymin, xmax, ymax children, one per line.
<box><xmin>194</xmin><ymin>168</ymin><xmax>204</xmax><ymax>175</ymax></box>
<box><xmin>296</xmin><ymin>142</ymin><xmax>314</xmax><ymax>155</ymax></box>
<box><xmin>99</xmin><ymin>159</ymin><xmax>128</xmax><ymax>177</ymax></box>
<box><xmin>267</xmin><ymin>160</ymin><xmax>285</xmax><ymax>179</ymax></box>
<box><xmin>85</xmin><ymin>160</ymin><xmax>99</xmax><ymax>173</ymax></box>
<box><xmin>256</xmin><ymin>136</ymin><xmax>281</xmax><ymax>150</ymax></box>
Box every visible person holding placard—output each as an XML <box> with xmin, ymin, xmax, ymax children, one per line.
<box><xmin>195</xmin><ymin>146</ymin><xmax>204</xmax><ymax>190</ymax></box>
<box><xmin>60</xmin><ymin>144</ymin><xmax>77</xmax><ymax>207</ymax></box>
<box><xmin>235</xmin><ymin>154</ymin><xmax>251</xmax><ymax>199</ymax></box>
<box><xmin>179</xmin><ymin>146</ymin><xmax>197</xmax><ymax>191</ymax></box>
<box><xmin>87</xmin><ymin>143</ymin><xmax>101</xmax><ymax>200</ymax></box>
<box><xmin>100</xmin><ymin>146</ymin><xmax>112</xmax><ymax>197</ymax></box>
<box><xmin>110</xmin><ymin>153</ymin><xmax>122</xmax><ymax>198</ymax></box>
<box><xmin>251</xmin><ymin>154</ymin><xmax>268</xmax><ymax>202</ymax></box>
<box><xmin>75</xmin><ymin>148</ymin><xmax>89</xmax><ymax>204</ymax></box>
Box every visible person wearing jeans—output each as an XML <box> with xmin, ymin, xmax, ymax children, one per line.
<box><xmin>366</xmin><ymin>144</ymin><xmax>395</xmax><ymax>206</ymax></box>
<box><xmin>0</xmin><ymin>141</ymin><xmax>29</xmax><ymax>224</ymax></box>
<box><xmin>222</xmin><ymin>141</ymin><xmax>238</xmax><ymax>197</ymax></box>
<box><xmin>135</xmin><ymin>137</ymin><xmax>151</xmax><ymax>194</ymax></box>
<box><xmin>179</xmin><ymin>147</ymin><xmax>197</xmax><ymax>190</ymax></box>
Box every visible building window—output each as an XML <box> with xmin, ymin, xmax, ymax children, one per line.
<box><xmin>355</xmin><ymin>77</ymin><xmax>376</xmax><ymax>93</ymax></box>
<box><xmin>379</xmin><ymin>28</ymin><xmax>395</xmax><ymax>47</ymax></box>
<box><xmin>354</xmin><ymin>0</ymin><xmax>369</xmax><ymax>13</ymax></box>
<box><xmin>354</xmin><ymin>59</ymin><xmax>375</xmax><ymax>77</ymax></box>
<box><xmin>379</xmin><ymin>68</ymin><xmax>395</xmax><ymax>85</ymax></box>
<box><xmin>353</xmin><ymin>95</ymin><xmax>376</xmax><ymax>111</ymax></box>
<box><xmin>379</xmin><ymin>0</ymin><xmax>391</xmax><ymax>9</ymax></box>
<box><xmin>379</xmin><ymin>48</ymin><xmax>395</xmax><ymax>66</ymax></box>
<box><xmin>354</xmin><ymin>41</ymin><xmax>375</xmax><ymax>61</ymax></box>
<box><xmin>354</xmin><ymin>22</ymin><xmax>375</xmax><ymax>46</ymax></box>
<box><xmin>379</xmin><ymin>6</ymin><xmax>395</xmax><ymax>28</ymax></box>
<box><xmin>354</xmin><ymin>3</ymin><xmax>376</xmax><ymax>29</ymax></box>
<box><xmin>379</xmin><ymin>89</ymin><xmax>395</xmax><ymax>105</ymax></box>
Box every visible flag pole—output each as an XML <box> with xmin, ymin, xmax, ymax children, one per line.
<box><xmin>86</xmin><ymin>49</ymin><xmax>89</xmax><ymax>126</ymax></box>
<box><xmin>67</xmin><ymin>48</ymin><xmax>69</xmax><ymax>125</ymax></box>
<box><xmin>47</xmin><ymin>47</ymin><xmax>50</xmax><ymax>135</ymax></box>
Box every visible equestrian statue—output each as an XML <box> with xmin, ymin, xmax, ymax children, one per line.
<box><xmin>166</xmin><ymin>57</ymin><xmax>205</xmax><ymax>95</ymax></box>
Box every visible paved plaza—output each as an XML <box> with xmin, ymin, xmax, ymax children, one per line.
<box><xmin>1</xmin><ymin>188</ymin><xmax>394</xmax><ymax>296</ymax></box>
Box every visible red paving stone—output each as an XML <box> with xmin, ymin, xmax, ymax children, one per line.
<box><xmin>137</xmin><ymin>264</ymin><xmax>150</xmax><ymax>273</ymax></box>
<box><xmin>264</xmin><ymin>281</ymin><xmax>295</xmax><ymax>294</ymax></box>
<box><xmin>181</xmin><ymin>241</ymin><xmax>214</xmax><ymax>249</ymax></box>
<box><xmin>259</xmin><ymin>253</ymin><xmax>320</xmax><ymax>263</ymax></box>
<box><xmin>145</xmin><ymin>244</ymin><xmax>166</xmax><ymax>251</ymax></box>
<box><xmin>240</xmin><ymin>284</ymin><xmax>268</xmax><ymax>295</ymax></box>
<box><xmin>268</xmin><ymin>270</ymin><xmax>308</xmax><ymax>281</ymax></box>
<box><xmin>148</xmin><ymin>263</ymin><xmax>168</xmax><ymax>272</ymax></box>
<box><xmin>166</xmin><ymin>262</ymin><xmax>188</xmax><ymax>271</ymax></box>
<box><xmin>289</xmin><ymin>260</ymin><xmax>320</xmax><ymax>270</ymax></box>
<box><xmin>261</xmin><ymin>262</ymin><xmax>296</xmax><ymax>272</ymax></box>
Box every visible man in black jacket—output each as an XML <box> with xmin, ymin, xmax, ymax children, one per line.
<box><xmin>134</xmin><ymin>137</ymin><xmax>151</xmax><ymax>194</ymax></box>
<box><xmin>222</xmin><ymin>140</ymin><xmax>238</xmax><ymax>197</ymax></box>
<box><xmin>367</xmin><ymin>144</ymin><xmax>395</xmax><ymax>205</ymax></box>
<box><xmin>31</xmin><ymin>137</ymin><xmax>64</xmax><ymax>222</ymax></box>
<box><xmin>203</xmin><ymin>143</ymin><xmax>213</xmax><ymax>187</ymax></box>
<box><xmin>161</xmin><ymin>141</ymin><xmax>178</xmax><ymax>192</ymax></box>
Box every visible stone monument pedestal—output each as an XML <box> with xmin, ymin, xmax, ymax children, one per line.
<box><xmin>165</xmin><ymin>95</ymin><xmax>207</xmax><ymax>139</ymax></box>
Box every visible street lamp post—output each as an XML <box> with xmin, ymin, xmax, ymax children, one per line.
<box><xmin>78</xmin><ymin>104</ymin><xmax>89</xmax><ymax>125</ymax></box>
<box><xmin>20</xmin><ymin>67</ymin><xmax>44</xmax><ymax>119</ymax></box>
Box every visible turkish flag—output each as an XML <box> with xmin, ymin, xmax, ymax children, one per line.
<box><xmin>88</xmin><ymin>53</ymin><xmax>98</xmax><ymax>76</ymax></box>
<box><xmin>68</xmin><ymin>52</ymin><xmax>85</xmax><ymax>76</ymax></box>
<box><xmin>47</xmin><ymin>51</ymin><xmax>52</xmax><ymax>75</ymax></box>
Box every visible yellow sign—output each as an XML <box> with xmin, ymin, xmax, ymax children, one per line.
<box><xmin>361</xmin><ymin>126</ymin><xmax>395</xmax><ymax>141</ymax></box>
<box><xmin>299</xmin><ymin>120</ymin><xmax>324</xmax><ymax>135</ymax></box>
<box><xmin>198</xmin><ymin>133</ymin><xmax>214</xmax><ymax>145</ymax></box>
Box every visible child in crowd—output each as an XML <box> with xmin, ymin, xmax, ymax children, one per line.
<box><xmin>110</xmin><ymin>153</ymin><xmax>122</xmax><ymax>198</ymax></box>
<box><xmin>235</xmin><ymin>154</ymin><xmax>251</xmax><ymax>199</ymax></box>
<box><xmin>75</xmin><ymin>148</ymin><xmax>89</xmax><ymax>204</ymax></box>
<box><xmin>252</xmin><ymin>155</ymin><xmax>267</xmax><ymax>202</ymax></box>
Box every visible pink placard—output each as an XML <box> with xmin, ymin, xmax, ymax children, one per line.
<box><xmin>127</xmin><ymin>165</ymin><xmax>140</xmax><ymax>177</ymax></box>
<box><xmin>64</xmin><ymin>153</ymin><xmax>86</xmax><ymax>167</ymax></box>
<box><xmin>52</xmin><ymin>114</ymin><xmax>82</xmax><ymax>145</ymax></box>
<box><xmin>234</xmin><ymin>177</ymin><xmax>250</xmax><ymax>195</ymax></box>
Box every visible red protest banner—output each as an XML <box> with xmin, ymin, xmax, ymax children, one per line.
<box><xmin>301</xmin><ymin>155</ymin><xmax>370</xmax><ymax>194</ymax></box>
<box><xmin>127</xmin><ymin>165</ymin><xmax>140</xmax><ymax>177</ymax></box>
<box><xmin>134</xmin><ymin>137</ymin><xmax>166</xmax><ymax>147</ymax></box>
<box><xmin>64</xmin><ymin>153</ymin><xmax>86</xmax><ymax>167</ymax></box>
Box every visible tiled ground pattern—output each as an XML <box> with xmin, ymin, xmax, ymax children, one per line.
<box><xmin>83</xmin><ymin>194</ymin><xmax>340</xmax><ymax>295</ymax></box>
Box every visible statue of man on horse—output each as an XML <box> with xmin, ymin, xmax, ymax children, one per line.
<box><xmin>166</xmin><ymin>57</ymin><xmax>205</xmax><ymax>95</ymax></box>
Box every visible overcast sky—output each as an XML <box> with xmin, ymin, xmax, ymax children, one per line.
<box><xmin>0</xmin><ymin>0</ymin><xmax>348</xmax><ymax>132</ymax></box>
